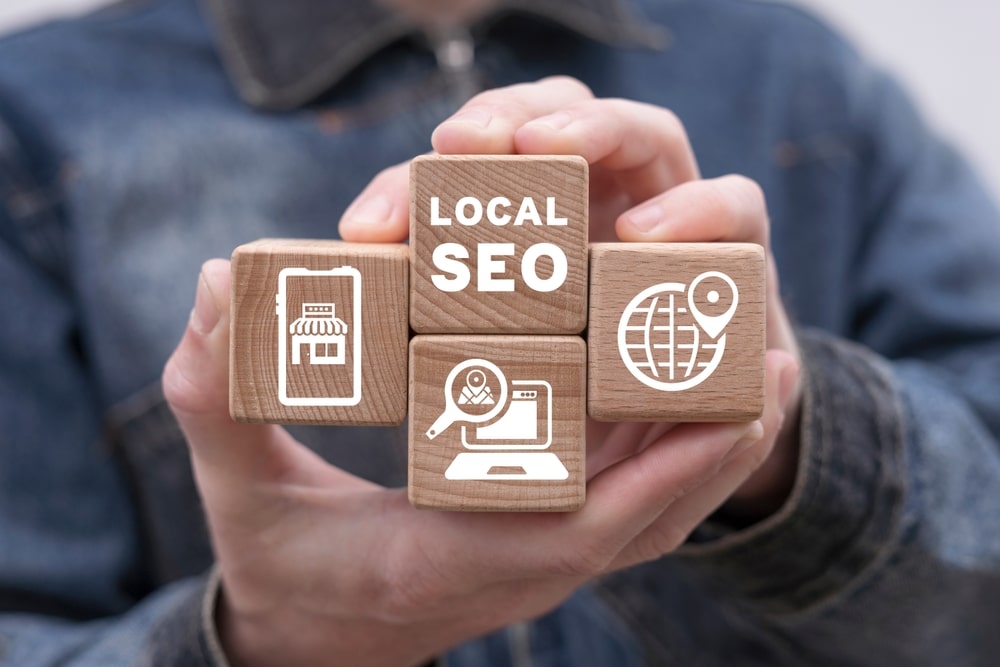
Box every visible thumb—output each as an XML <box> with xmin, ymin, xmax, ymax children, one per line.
<box><xmin>163</xmin><ymin>259</ymin><xmax>316</xmax><ymax>484</ymax></box>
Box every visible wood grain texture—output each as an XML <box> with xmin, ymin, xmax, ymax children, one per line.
<box><xmin>409</xmin><ymin>155</ymin><xmax>589</xmax><ymax>334</ymax></box>
<box><xmin>409</xmin><ymin>335</ymin><xmax>586</xmax><ymax>511</ymax></box>
<box><xmin>588</xmin><ymin>243</ymin><xmax>765</xmax><ymax>422</ymax></box>
<box><xmin>230</xmin><ymin>239</ymin><xmax>408</xmax><ymax>425</ymax></box>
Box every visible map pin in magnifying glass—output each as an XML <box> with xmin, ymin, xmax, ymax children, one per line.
<box><xmin>426</xmin><ymin>358</ymin><xmax>509</xmax><ymax>440</ymax></box>
<box><xmin>688</xmin><ymin>271</ymin><xmax>739</xmax><ymax>339</ymax></box>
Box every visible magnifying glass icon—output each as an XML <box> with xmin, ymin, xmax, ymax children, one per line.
<box><xmin>426</xmin><ymin>358</ymin><xmax>508</xmax><ymax>440</ymax></box>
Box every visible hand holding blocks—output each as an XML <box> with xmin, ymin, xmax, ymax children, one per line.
<box><xmin>228</xmin><ymin>155</ymin><xmax>767</xmax><ymax>513</ymax></box>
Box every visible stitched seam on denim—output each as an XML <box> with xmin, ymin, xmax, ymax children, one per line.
<box><xmin>777</xmin><ymin>337</ymin><xmax>907</xmax><ymax>615</ymax></box>
<box><xmin>763</xmin><ymin>339</ymin><xmax>895</xmax><ymax>584</ymax></box>
<box><xmin>776</xmin><ymin>337</ymin><xmax>906</xmax><ymax>613</ymax></box>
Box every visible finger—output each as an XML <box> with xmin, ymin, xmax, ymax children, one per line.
<box><xmin>339</xmin><ymin>161</ymin><xmax>410</xmax><ymax>242</ymax></box>
<box><xmin>585</xmin><ymin>420</ymin><xmax>678</xmax><ymax>481</ymax></box>
<box><xmin>609</xmin><ymin>350</ymin><xmax>797</xmax><ymax>570</ymax></box>
<box><xmin>764</xmin><ymin>257</ymin><xmax>800</xmax><ymax>354</ymax></box>
<box><xmin>393</xmin><ymin>410</ymin><xmax>747</xmax><ymax>584</ymax></box>
<box><xmin>616</xmin><ymin>174</ymin><xmax>767</xmax><ymax>245</ymax></box>
<box><xmin>540</xmin><ymin>418</ymin><xmax>764</xmax><ymax>576</ymax></box>
<box><xmin>431</xmin><ymin>76</ymin><xmax>594</xmax><ymax>155</ymax></box>
<box><xmin>616</xmin><ymin>174</ymin><xmax>800</xmax><ymax>356</ymax></box>
<box><xmin>514</xmin><ymin>99</ymin><xmax>700</xmax><ymax>203</ymax></box>
<box><xmin>162</xmin><ymin>260</ymin><xmax>350</xmax><ymax>488</ymax></box>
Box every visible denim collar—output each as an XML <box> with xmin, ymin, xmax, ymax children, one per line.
<box><xmin>199</xmin><ymin>0</ymin><xmax>664</xmax><ymax>109</ymax></box>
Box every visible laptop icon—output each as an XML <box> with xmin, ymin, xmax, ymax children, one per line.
<box><xmin>425</xmin><ymin>359</ymin><xmax>569</xmax><ymax>481</ymax></box>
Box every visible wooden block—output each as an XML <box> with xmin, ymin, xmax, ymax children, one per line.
<box><xmin>230</xmin><ymin>239</ymin><xmax>408</xmax><ymax>425</ymax></box>
<box><xmin>409</xmin><ymin>155</ymin><xmax>589</xmax><ymax>334</ymax></box>
<box><xmin>587</xmin><ymin>243</ymin><xmax>765</xmax><ymax>422</ymax></box>
<box><xmin>408</xmin><ymin>335</ymin><xmax>586</xmax><ymax>511</ymax></box>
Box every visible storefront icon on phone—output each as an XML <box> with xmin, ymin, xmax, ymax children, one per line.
<box><xmin>276</xmin><ymin>267</ymin><xmax>362</xmax><ymax>406</ymax></box>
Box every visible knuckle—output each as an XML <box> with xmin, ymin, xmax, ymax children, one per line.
<box><xmin>161</xmin><ymin>346</ymin><xmax>210</xmax><ymax>417</ymax></box>
<box><xmin>723</xmin><ymin>173</ymin><xmax>767</xmax><ymax>212</ymax></box>
<box><xmin>653</xmin><ymin>105</ymin><xmax>684</xmax><ymax>134</ymax></box>
<box><xmin>554</xmin><ymin>539</ymin><xmax>616</xmax><ymax>578</ymax></box>
<box><xmin>632</xmin><ymin>524</ymin><xmax>688</xmax><ymax>563</ymax></box>
<box><xmin>161</xmin><ymin>354</ymin><xmax>185</xmax><ymax>407</ymax></box>
<box><xmin>742</xmin><ymin>437</ymin><xmax>776</xmax><ymax>472</ymax></box>
<box><xmin>763</xmin><ymin>402</ymin><xmax>785</xmax><ymax>436</ymax></box>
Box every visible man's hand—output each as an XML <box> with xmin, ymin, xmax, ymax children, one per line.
<box><xmin>164</xmin><ymin>77</ymin><xmax>801</xmax><ymax>667</ymax></box>
<box><xmin>342</xmin><ymin>76</ymin><xmax>802</xmax><ymax>516</ymax></box>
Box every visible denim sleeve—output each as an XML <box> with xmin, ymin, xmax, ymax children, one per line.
<box><xmin>672</xmin><ymin>43</ymin><xmax>1000</xmax><ymax>666</ymax></box>
<box><xmin>0</xmin><ymin>95</ymin><xmax>227</xmax><ymax>666</ymax></box>
<box><xmin>0</xmin><ymin>573</ymin><xmax>228</xmax><ymax>667</ymax></box>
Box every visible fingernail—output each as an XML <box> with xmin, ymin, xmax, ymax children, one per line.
<box><xmin>529</xmin><ymin>111</ymin><xmax>573</xmax><ymax>131</ymax></box>
<box><xmin>191</xmin><ymin>271</ymin><xmax>220</xmax><ymax>335</ymax></box>
<box><xmin>344</xmin><ymin>195</ymin><xmax>392</xmax><ymax>226</ymax></box>
<box><xmin>444</xmin><ymin>107</ymin><xmax>492</xmax><ymax>128</ymax></box>
<box><xmin>625</xmin><ymin>204</ymin><xmax>664</xmax><ymax>233</ymax></box>
<box><xmin>728</xmin><ymin>421</ymin><xmax>764</xmax><ymax>459</ymax></box>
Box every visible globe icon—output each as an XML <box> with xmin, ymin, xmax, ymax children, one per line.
<box><xmin>617</xmin><ymin>272</ymin><xmax>738</xmax><ymax>392</ymax></box>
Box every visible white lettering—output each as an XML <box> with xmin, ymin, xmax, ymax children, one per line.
<box><xmin>428</xmin><ymin>196</ymin><xmax>570</xmax><ymax>227</ymax></box>
<box><xmin>522</xmin><ymin>243</ymin><xmax>568</xmax><ymax>292</ymax></box>
<box><xmin>431</xmin><ymin>243</ymin><xmax>470</xmax><ymax>292</ymax></box>
<box><xmin>546</xmin><ymin>197</ymin><xmax>567</xmax><ymax>225</ymax></box>
<box><xmin>487</xmin><ymin>197</ymin><xmax>512</xmax><ymax>226</ymax></box>
<box><xmin>514</xmin><ymin>197</ymin><xmax>542</xmax><ymax>226</ymax></box>
<box><xmin>478</xmin><ymin>243</ymin><xmax>516</xmax><ymax>292</ymax></box>
<box><xmin>455</xmin><ymin>197</ymin><xmax>482</xmax><ymax>226</ymax></box>
<box><xmin>430</xmin><ymin>197</ymin><xmax>451</xmax><ymax>226</ymax></box>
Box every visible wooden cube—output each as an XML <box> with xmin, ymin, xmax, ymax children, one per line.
<box><xmin>409</xmin><ymin>335</ymin><xmax>586</xmax><ymax>511</ymax></box>
<box><xmin>588</xmin><ymin>243</ymin><xmax>765</xmax><ymax>422</ymax></box>
<box><xmin>230</xmin><ymin>239</ymin><xmax>408</xmax><ymax>425</ymax></box>
<box><xmin>409</xmin><ymin>155</ymin><xmax>589</xmax><ymax>334</ymax></box>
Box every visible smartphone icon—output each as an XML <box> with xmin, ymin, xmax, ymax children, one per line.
<box><xmin>276</xmin><ymin>266</ymin><xmax>362</xmax><ymax>406</ymax></box>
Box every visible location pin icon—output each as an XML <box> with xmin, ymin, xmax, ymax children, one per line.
<box><xmin>688</xmin><ymin>271</ymin><xmax>739</xmax><ymax>339</ymax></box>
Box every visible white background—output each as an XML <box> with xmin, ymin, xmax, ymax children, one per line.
<box><xmin>1</xmin><ymin>0</ymin><xmax>998</xmax><ymax>198</ymax></box>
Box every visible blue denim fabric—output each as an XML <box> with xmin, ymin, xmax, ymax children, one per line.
<box><xmin>0</xmin><ymin>0</ymin><xmax>999</xmax><ymax>665</ymax></box>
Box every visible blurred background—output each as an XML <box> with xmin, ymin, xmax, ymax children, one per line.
<box><xmin>1</xmin><ymin>0</ymin><xmax>998</xmax><ymax>198</ymax></box>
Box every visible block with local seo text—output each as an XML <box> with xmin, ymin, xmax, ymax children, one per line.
<box><xmin>587</xmin><ymin>243</ymin><xmax>765</xmax><ymax>422</ymax></box>
<box><xmin>409</xmin><ymin>155</ymin><xmax>589</xmax><ymax>334</ymax></box>
<box><xmin>230</xmin><ymin>239</ymin><xmax>408</xmax><ymax>425</ymax></box>
<box><xmin>408</xmin><ymin>335</ymin><xmax>586</xmax><ymax>511</ymax></box>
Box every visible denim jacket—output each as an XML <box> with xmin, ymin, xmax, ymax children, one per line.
<box><xmin>0</xmin><ymin>0</ymin><xmax>998</xmax><ymax>665</ymax></box>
